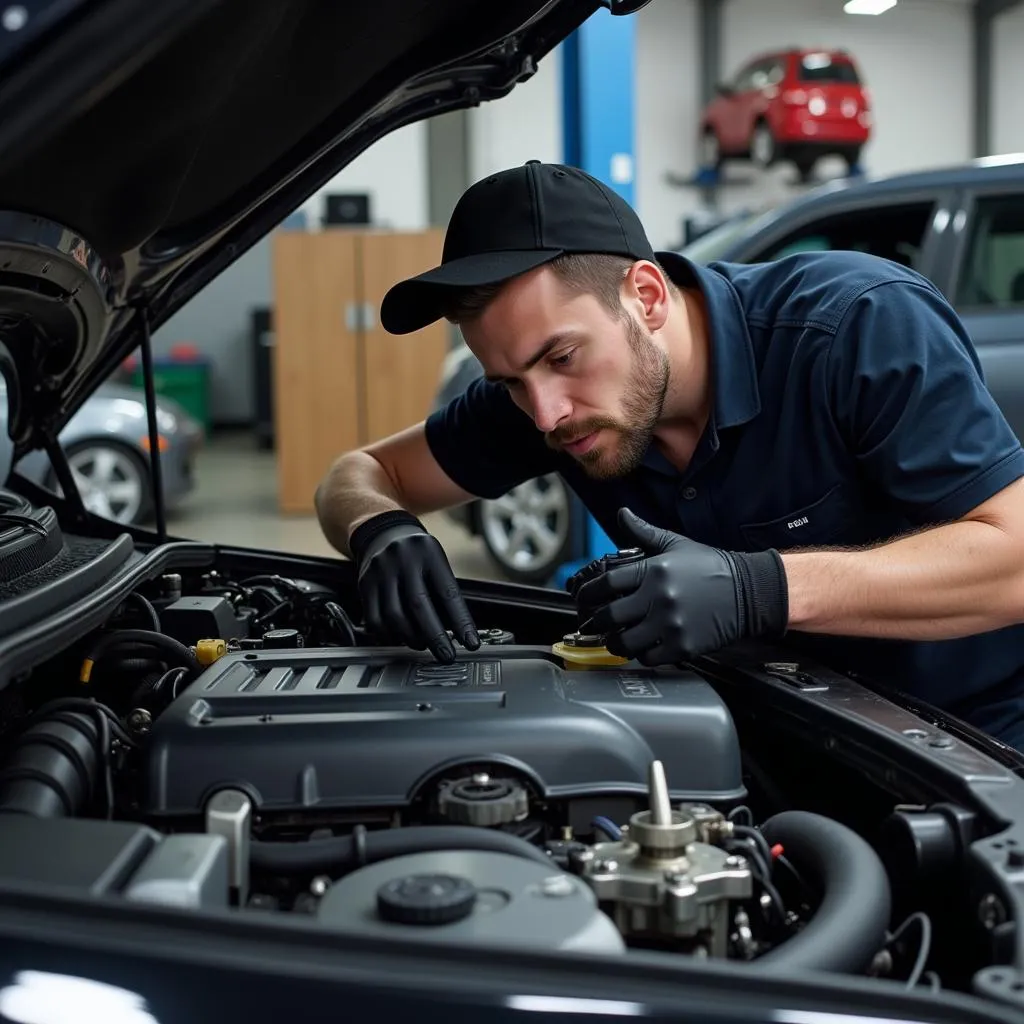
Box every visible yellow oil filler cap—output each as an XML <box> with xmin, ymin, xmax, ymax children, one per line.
<box><xmin>195</xmin><ymin>638</ymin><xmax>228</xmax><ymax>666</ymax></box>
<box><xmin>552</xmin><ymin>632</ymin><xmax>628</xmax><ymax>670</ymax></box>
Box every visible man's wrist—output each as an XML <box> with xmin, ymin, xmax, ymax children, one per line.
<box><xmin>728</xmin><ymin>548</ymin><xmax>789</xmax><ymax>637</ymax></box>
<box><xmin>348</xmin><ymin>509</ymin><xmax>426</xmax><ymax>563</ymax></box>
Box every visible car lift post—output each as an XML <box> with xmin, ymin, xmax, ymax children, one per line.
<box><xmin>549</xmin><ymin>6</ymin><xmax>634</xmax><ymax>589</ymax></box>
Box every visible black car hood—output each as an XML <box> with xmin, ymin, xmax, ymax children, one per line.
<box><xmin>0</xmin><ymin>0</ymin><xmax>629</xmax><ymax>459</ymax></box>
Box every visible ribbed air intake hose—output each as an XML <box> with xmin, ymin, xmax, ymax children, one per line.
<box><xmin>0</xmin><ymin>708</ymin><xmax>103</xmax><ymax>817</ymax></box>
<box><xmin>754</xmin><ymin>810</ymin><xmax>892</xmax><ymax>975</ymax></box>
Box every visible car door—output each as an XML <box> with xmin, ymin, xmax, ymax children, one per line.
<box><xmin>740</xmin><ymin>57</ymin><xmax>784</xmax><ymax>148</ymax></box>
<box><xmin>718</xmin><ymin>61</ymin><xmax>758</xmax><ymax>153</ymax></box>
<box><xmin>943</xmin><ymin>186</ymin><xmax>1024</xmax><ymax>440</ymax></box>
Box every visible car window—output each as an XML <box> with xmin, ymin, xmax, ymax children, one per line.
<box><xmin>752</xmin><ymin>201</ymin><xmax>937</xmax><ymax>271</ymax></box>
<box><xmin>797</xmin><ymin>53</ymin><xmax>860</xmax><ymax>84</ymax></box>
<box><xmin>749</xmin><ymin>59</ymin><xmax>778</xmax><ymax>91</ymax></box>
<box><xmin>732</xmin><ymin>60</ymin><xmax>762</xmax><ymax>92</ymax></box>
<box><xmin>954</xmin><ymin>194</ymin><xmax>1024</xmax><ymax>309</ymax></box>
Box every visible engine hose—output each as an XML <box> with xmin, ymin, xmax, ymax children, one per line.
<box><xmin>124</xmin><ymin>592</ymin><xmax>161</xmax><ymax>632</ymax></box>
<box><xmin>323</xmin><ymin>601</ymin><xmax>356</xmax><ymax>646</ymax></box>
<box><xmin>81</xmin><ymin>629</ymin><xmax>199</xmax><ymax>684</ymax></box>
<box><xmin>755</xmin><ymin>810</ymin><xmax>892</xmax><ymax>975</ymax></box>
<box><xmin>250</xmin><ymin>825</ymin><xmax>557</xmax><ymax>875</ymax></box>
<box><xmin>128</xmin><ymin>669</ymin><xmax>171</xmax><ymax>710</ymax></box>
<box><xmin>0</xmin><ymin>710</ymin><xmax>102</xmax><ymax>817</ymax></box>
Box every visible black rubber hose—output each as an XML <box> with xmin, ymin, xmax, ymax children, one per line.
<box><xmin>125</xmin><ymin>592</ymin><xmax>161</xmax><ymax>632</ymax></box>
<box><xmin>82</xmin><ymin>629</ymin><xmax>199</xmax><ymax>683</ymax></box>
<box><xmin>250</xmin><ymin>825</ymin><xmax>556</xmax><ymax>875</ymax></box>
<box><xmin>0</xmin><ymin>710</ymin><xmax>102</xmax><ymax>817</ymax></box>
<box><xmin>755</xmin><ymin>810</ymin><xmax>891</xmax><ymax>975</ymax></box>
<box><xmin>324</xmin><ymin>601</ymin><xmax>357</xmax><ymax>646</ymax></box>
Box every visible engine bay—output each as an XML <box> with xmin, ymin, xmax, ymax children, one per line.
<box><xmin>3</xmin><ymin>508</ymin><xmax>1024</xmax><ymax>1015</ymax></box>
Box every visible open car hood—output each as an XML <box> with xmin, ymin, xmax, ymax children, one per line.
<box><xmin>0</xmin><ymin>0</ymin><xmax>636</xmax><ymax>460</ymax></box>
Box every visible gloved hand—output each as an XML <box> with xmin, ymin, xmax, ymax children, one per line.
<box><xmin>568</xmin><ymin>508</ymin><xmax>789</xmax><ymax>666</ymax></box>
<box><xmin>349</xmin><ymin>510</ymin><xmax>480</xmax><ymax>663</ymax></box>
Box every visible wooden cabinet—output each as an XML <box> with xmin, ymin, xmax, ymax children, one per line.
<box><xmin>271</xmin><ymin>228</ymin><xmax>448</xmax><ymax>514</ymax></box>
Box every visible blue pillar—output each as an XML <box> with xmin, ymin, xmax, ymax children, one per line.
<box><xmin>562</xmin><ymin>8</ymin><xmax>636</xmax><ymax>206</ymax></box>
<box><xmin>549</xmin><ymin>9</ymin><xmax>634</xmax><ymax>589</ymax></box>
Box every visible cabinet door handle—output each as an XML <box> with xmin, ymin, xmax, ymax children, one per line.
<box><xmin>344</xmin><ymin>303</ymin><xmax>377</xmax><ymax>331</ymax></box>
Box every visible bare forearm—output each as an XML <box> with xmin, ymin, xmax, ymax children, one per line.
<box><xmin>314</xmin><ymin>452</ymin><xmax>403</xmax><ymax>558</ymax></box>
<box><xmin>781</xmin><ymin>520</ymin><xmax>1024</xmax><ymax>640</ymax></box>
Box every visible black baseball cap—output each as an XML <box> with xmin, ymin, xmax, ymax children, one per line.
<box><xmin>379</xmin><ymin>160</ymin><xmax>658</xmax><ymax>335</ymax></box>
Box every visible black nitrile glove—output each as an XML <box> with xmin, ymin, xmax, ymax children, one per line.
<box><xmin>349</xmin><ymin>510</ymin><xmax>480</xmax><ymax>663</ymax></box>
<box><xmin>568</xmin><ymin>508</ymin><xmax>789</xmax><ymax>666</ymax></box>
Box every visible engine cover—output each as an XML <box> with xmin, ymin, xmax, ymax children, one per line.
<box><xmin>141</xmin><ymin>646</ymin><xmax>744</xmax><ymax>820</ymax></box>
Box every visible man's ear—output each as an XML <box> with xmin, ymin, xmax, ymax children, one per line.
<box><xmin>624</xmin><ymin>260</ymin><xmax>671</xmax><ymax>332</ymax></box>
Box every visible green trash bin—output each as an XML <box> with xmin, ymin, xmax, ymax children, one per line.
<box><xmin>131</xmin><ymin>358</ymin><xmax>211</xmax><ymax>435</ymax></box>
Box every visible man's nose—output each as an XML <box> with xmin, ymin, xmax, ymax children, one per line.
<box><xmin>527</xmin><ymin>383</ymin><xmax>570</xmax><ymax>434</ymax></box>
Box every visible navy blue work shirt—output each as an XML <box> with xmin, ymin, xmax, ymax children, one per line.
<box><xmin>425</xmin><ymin>249</ymin><xmax>1024</xmax><ymax>747</ymax></box>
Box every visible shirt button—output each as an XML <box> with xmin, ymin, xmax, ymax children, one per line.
<box><xmin>682</xmin><ymin>486</ymin><xmax>697</xmax><ymax>500</ymax></box>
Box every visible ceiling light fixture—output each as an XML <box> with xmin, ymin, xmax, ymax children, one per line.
<box><xmin>844</xmin><ymin>0</ymin><xmax>897</xmax><ymax>14</ymax></box>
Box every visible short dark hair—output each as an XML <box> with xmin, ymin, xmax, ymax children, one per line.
<box><xmin>441</xmin><ymin>252</ymin><xmax>676</xmax><ymax>326</ymax></box>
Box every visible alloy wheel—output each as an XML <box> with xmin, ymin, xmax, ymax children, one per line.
<box><xmin>479</xmin><ymin>474</ymin><xmax>571</xmax><ymax>581</ymax></box>
<box><xmin>57</xmin><ymin>444</ymin><xmax>146</xmax><ymax>524</ymax></box>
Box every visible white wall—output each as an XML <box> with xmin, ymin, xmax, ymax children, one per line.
<box><xmin>992</xmin><ymin>3</ymin><xmax>1024</xmax><ymax>156</ymax></box>
<box><xmin>466</xmin><ymin>8</ymin><xmax>703</xmax><ymax>252</ymax></box>
<box><xmin>635</xmin><ymin>0</ymin><xmax>701</xmax><ymax>250</ymax></box>
<box><xmin>292</xmin><ymin>0</ymin><xmax>976</xmax><ymax>253</ymax></box>
<box><xmin>296</xmin><ymin>121</ymin><xmax>429</xmax><ymax>231</ymax></box>
<box><xmin>465</xmin><ymin>7</ymin><xmax>704</xmax><ymax>253</ymax></box>
<box><xmin>468</xmin><ymin>45</ymin><xmax>563</xmax><ymax>182</ymax></box>
<box><xmin>721</xmin><ymin>0</ymin><xmax>972</xmax><ymax>177</ymax></box>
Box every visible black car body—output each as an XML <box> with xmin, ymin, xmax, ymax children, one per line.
<box><xmin>3</xmin><ymin>4</ymin><xmax>1024</xmax><ymax>1023</ymax></box>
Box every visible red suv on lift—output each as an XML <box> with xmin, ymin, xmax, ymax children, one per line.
<box><xmin>700</xmin><ymin>48</ymin><xmax>872</xmax><ymax>181</ymax></box>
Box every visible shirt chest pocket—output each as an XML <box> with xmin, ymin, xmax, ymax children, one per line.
<box><xmin>738</xmin><ymin>483</ymin><xmax>859</xmax><ymax>551</ymax></box>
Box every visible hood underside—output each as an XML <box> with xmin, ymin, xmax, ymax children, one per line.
<box><xmin>0</xmin><ymin>0</ymin><xmax>608</xmax><ymax>458</ymax></box>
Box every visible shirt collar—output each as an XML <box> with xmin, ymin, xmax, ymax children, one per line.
<box><xmin>656</xmin><ymin>250</ymin><xmax>762</xmax><ymax>432</ymax></box>
<box><xmin>634</xmin><ymin>252</ymin><xmax>761</xmax><ymax>478</ymax></box>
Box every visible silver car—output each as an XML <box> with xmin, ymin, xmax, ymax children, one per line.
<box><xmin>1</xmin><ymin>380</ymin><xmax>202</xmax><ymax>524</ymax></box>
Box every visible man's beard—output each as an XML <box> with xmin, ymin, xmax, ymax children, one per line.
<box><xmin>545</xmin><ymin>314</ymin><xmax>669</xmax><ymax>479</ymax></box>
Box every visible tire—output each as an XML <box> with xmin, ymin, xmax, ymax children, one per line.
<box><xmin>750</xmin><ymin>120</ymin><xmax>777</xmax><ymax>169</ymax></box>
<box><xmin>46</xmin><ymin>440</ymin><xmax>151</xmax><ymax>525</ymax></box>
<box><xmin>477</xmin><ymin>474</ymin><xmax>574</xmax><ymax>586</ymax></box>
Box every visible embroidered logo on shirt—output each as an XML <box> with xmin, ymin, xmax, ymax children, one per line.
<box><xmin>787</xmin><ymin>516</ymin><xmax>809</xmax><ymax>530</ymax></box>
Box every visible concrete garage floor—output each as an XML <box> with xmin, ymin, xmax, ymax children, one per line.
<box><xmin>165</xmin><ymin>430</ymin><xmax>504</xmax><ymax>583</ymax></box>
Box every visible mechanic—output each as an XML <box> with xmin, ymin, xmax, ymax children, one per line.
<box><xmin>314</xmin><ymin>159</ymin><xmax>1024</xmax><ymax>751</ymax></box>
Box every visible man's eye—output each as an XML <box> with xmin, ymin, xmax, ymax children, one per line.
<box><xmin>551</xmin><ymin>350</ymin><xmax>575</xmax><ymax>367</ymax></box>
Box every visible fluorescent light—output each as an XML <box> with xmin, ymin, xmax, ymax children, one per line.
<box><xmin>844</xmin><ymin>0</ymin><xmax>897</xmax><ymax>13</ymax></box>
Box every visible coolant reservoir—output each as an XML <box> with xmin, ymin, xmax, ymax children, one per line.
<box><xmin>552</xmin><ymin>632</ymin><xmax>628</xmax><ymax>670</ymax></box>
